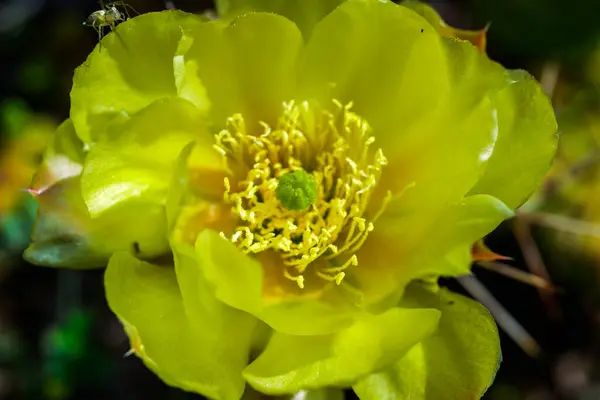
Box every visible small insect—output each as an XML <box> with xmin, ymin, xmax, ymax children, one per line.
<box><xmin>82</xmin><ymin>1</ymin><xmax>138</xmax><ymax>47</ymax></box>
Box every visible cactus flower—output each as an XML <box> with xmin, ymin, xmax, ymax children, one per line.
<box><xmin>25</xmin><ymin>0</ymin><xmax>557</xmax><ymax>399</ymax></box>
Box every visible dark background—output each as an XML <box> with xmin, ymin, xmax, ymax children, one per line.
<box><xmin>2</xmin><ymin>0</ymin><xmax>600</xmax><ymax>399</ymax></box>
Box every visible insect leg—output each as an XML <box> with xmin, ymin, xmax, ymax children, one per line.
<box><xmin>94</xmin><ymin>26</ymin><xmax>103</xmax><ymax>51</ymax></box>
<box><xmin>120</xmin><ymin>6</ymin><xmax>131</xmax><ymax>20</ymax></box>
<box><xmin>110</xmin><ymin>21</ymin><xmax>129</xmax><ymax>51</ymax></box>
<box><xmin>123</xmin><ymin>3</ymin><xmax>140</xmax><ymax>16</ymax></box>
<box><xmin>110</xmin><ymin>1</ymin><xmax>140</xmax><ymax>17</ymax></box>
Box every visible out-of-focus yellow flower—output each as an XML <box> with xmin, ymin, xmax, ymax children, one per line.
<box><xmin>0</xmin><ymin>102</ymin><xmax>54</xmax><ymax>214</ymax></box>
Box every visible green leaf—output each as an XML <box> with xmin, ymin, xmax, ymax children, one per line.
<box><xmin>71</xmin><ymin>10</ymin><xmax>202</xmax><ymax>143</ymax></box>
<box><xmin>244</xmin><ymin>306</ymin><xmax>440</xmax><ymax>395</ymax></box>
<box><xmin>181</xmin><ymin>12</ymin><xmax>302</xmax><ymax>132</ymax></box>
<box><xmin>105</xmin><ymin>250</ymin><xmax>257</xmax><ymax>400</ymax></box>
<box><xmin>215</xmin><ymin>0</ymin><xmax>345</xmax><ymax>40</ymax></box>
<box><xmin>469</xmin><ymin>70</ymin><xmax>558</xmax><ymax>209</ymax></box>
<box><xmin>354</xmin><ymin>284</ymin><xmax>501</xmax><ymax>400</ymax></box>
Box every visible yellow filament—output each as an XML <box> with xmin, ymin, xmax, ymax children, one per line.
<box><xmin>215</xmin><ymin>100</ymin><xmax>388</xmax><ymax>288</ymax></box>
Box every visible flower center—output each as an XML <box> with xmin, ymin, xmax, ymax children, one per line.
<box><xmin>213</xmin><ymin>100</ymin><xmax>388</xmax><ymax>289</ymax></box>
<box><xmin>275</xmin><ymin>170</ymin><xmax>318</xmax><ymax>211</ymax></box>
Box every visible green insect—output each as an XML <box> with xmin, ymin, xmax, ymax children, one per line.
<box><xmin>82</xmin><ymin>1</ymin><xmax>138</xmax><ymax>45</ymax></box>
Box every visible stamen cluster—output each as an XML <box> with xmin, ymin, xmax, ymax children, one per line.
<box><xmin>214</xmin><ymin>101</ymin><xmax>388</xmax><ymax>288</ymax></box>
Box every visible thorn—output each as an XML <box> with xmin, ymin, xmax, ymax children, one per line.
<box><xmin>519</xmin><ymin>210</ymin><xmax>600</xmax><ymax>239</ymax></box>
<box><xmin>123</xmin><ymin>348</ymin><xmax>135</xmax><ymax>358</ymax></box>
<box><xmin>458</xmin><ymin>275</ymin><xmax>541</xmax><ymax>358</ymax></box>
<box><xmin>513</xmin><ymin>216</ymin><xmax>562</xmax><ymax>320</ymax></box>
<box><xmin>477</xmin><ymin>261</ymin><xmax>559</xmax><ymax>292</ymax></box>
<box><xmin>539</xmin><ymin>61</ymin><xmax>561</xmax><ymax>99</ymax></box>
<box><xmin>471</xmin><ymin>240</ymin><xmax>513</xmax><ymax>262</ymax></box>
<box><xmin>22</xmin><ymin>187</ymin><xmax>46</xmax><ymax>196</ymax></box>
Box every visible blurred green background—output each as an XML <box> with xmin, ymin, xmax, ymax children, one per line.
<box><xmin>2</xmin><ymin>0</ymin><xmax>600</xmax><ymax>399</ymax></box>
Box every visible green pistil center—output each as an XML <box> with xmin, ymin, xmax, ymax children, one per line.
<box><xmin>275</xmin><ymin>170</ymin><xmax>318</xmax><ymax>211</ymax></box>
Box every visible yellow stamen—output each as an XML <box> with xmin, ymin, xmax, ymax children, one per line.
<box><xmin>215</xmin><ymin>100</ymin><xmax>388</xmax><ymax>288</ymax></box>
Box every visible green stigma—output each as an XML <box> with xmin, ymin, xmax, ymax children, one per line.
<box><xmin>275</xmin><ymin>170</ymin><xmax>318</xmax><ymax>211</ymax></box>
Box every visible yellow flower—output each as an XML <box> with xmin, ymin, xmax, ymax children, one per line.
<box><xmin>25</xmin><ymin>1</ymin><xmax>557</xmax><ymax>398</ymax></box>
